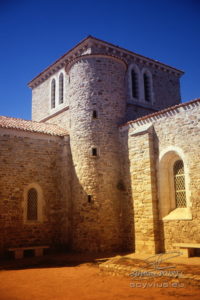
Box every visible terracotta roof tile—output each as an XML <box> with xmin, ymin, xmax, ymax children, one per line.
<box><xmin>0</xmin><ymin>116</ymin><xmax>68</xmax><ymax>137</ymax></box>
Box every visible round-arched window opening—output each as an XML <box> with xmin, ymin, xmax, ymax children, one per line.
<box><xmin>27</xmin><ymin>188</ymin><xmax>38</xmax><ymax>221</ymax></box>
<box><xmin>173</xmin><ymin>160</ymin><xmax>186</xmax><ymax>208</ymax></box>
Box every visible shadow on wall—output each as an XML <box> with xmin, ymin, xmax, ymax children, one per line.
<box><xmin>152</xmin><ymin>130</ymin><xmax>165</xmax><ymax>253</ymax></box>
<box><xmin>69</xmin><ymin>133</ymin><xmax>135</xmax><ymax>254</ymax></box>
<box><xmin>118</xmin><ymin>129</ymin><xmax>135</xmax><ymax>252</ymax></box>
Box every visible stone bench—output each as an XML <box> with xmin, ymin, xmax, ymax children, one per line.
<box><xmin>174</xmin><ymin>243</ymin><xmax>200</xmax><ymax>258</ymax></box>
<box><xmin>8</xmin><ymin>246</ymin><xmax>49</xmax><ymax>259</ymax></box>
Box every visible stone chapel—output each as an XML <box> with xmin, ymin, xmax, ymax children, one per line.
<box><xmin>0</xmin><ymin>36</ymin><xmax>199</xmax><ymax>257</ymax></box>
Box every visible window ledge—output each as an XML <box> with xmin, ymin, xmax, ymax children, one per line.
<box><xmin>127</xmin><ymin>99</ymin><xmax>157</xmax><ymax>109</ymax></box>
<box><xmin>24</xmin><ymin>220</ymin><xmax>43</xmax><ymax>225</ymax></box>
<box><xmin>163</xmin><ymin>208</ymin><xmax>192</xmax><ymax>221</ymax></box>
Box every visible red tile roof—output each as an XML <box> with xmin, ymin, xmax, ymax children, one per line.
<box><xmin>120</xmin><ymin>98</ymin><xmax>200</xmax><ymax>128</ymax></box>
<box><xmin>0</xmin><ymin>116</ymin><xmax>68</xmax><ymax>137</ymax></box>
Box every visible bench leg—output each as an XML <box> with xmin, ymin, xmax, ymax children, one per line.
<box><xmin>15</xmin><ymin>249</ymin><xmax>24</xmax><ymax>259</ymax></box>
<box><xmin>35</xmin><ymin>248</ymin><xmax>44</xmax><ymax>257</ymax></box>
<box><xmin>188</xmin><ymin>248</ymin><xmax>195</xmax><ymax>257</ymax></box>
<box><xmin>181</xmin><ymin>248</ymin><xmax>194</xmax><ymax>258</ymax></box>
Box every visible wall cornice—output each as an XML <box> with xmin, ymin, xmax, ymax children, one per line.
<box><xmin>28</xmin><ymin>36</ymin><xmax>184</xmax><ymax>89</ymax></box>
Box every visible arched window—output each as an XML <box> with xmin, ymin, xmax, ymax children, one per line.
<box><xmin>59</xmin><ymin>73</ymin><xmax>64</xmax><ymax>104</ymax></box>
<box><xmin>27</xmin><ymin>188</ymin><xmax>38</xmax><ymax>221</ymax></box>
<box><xmin>23</xmin><ymin>183</ymin><xmax>43</xmax><ymax>223</ymax></box>
<box><xmin>173</xmin><ymin>160</ymin><xmax>186</xmax><ymax>208</ymax></box>
<box><xmin>158</xmin><ymin>149</ymin><xmax>191</xmax><ymax>220</ymax></box>
<box><xmin>129</xmin><ymin>64</ymin><xmax>140</xmax><ymax>100</ymax></box>
<box><xmin>131</xmin><ymin>69</ymin><xmax>139</xmax><ymax>99</ymax></box>
<box><xmin>51</xmin><ymin>79</ymin><xmax>56</xmax><ymax>108</ymax></box>
<box><xmin>143</xmin><ymin>72</ymin><xmax>151</xmax><ymax>102</ymax></box>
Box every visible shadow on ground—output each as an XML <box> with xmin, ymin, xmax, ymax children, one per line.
<box><xmin>0</xmin><ymin>251</ymin><xmax>130</xmax><ymax>271</ymax></box>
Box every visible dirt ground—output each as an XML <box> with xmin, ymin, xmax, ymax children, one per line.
<box><xmin>0</xmin><ymin>253</ymin><xmax>199</xmax><ymax>300</ymax></box>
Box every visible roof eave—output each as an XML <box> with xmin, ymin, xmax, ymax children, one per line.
<box><xmin>28</xmin><ymin>35</ymin><xmax>184</xmax><ymax>89</ymax></box>
<box><xmin>28</xmin><ymin>35</ymin><xmax>93</xmax><ymax>88</ymax></box>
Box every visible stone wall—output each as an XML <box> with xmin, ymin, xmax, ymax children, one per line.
<box><xmin>90</xmin><ymin>43</ymin><xmax>182</xmax><ymax>115</ymax></box>
<box><xmin>124</xmin><ymin>58</ymin><xmax>181</xmax><ymax>122</ymax></box>
<box><xmin>19</xmin><ymin>37</ymin><xmax>199</xmax><ymax>255</ymax></box>
<box><xmin>32</xmin><ymin>67</ymin><xmax>70</xmax><ymax>122</ymax></box>
<box><xmin>128</xmin><ymin>126</ymin><xmax>160</xmax><ymax>254</ymax></box>
<box><xmin>31</xmin><ymin>41</ymin><xmax>182</xmax><ymax>126</ymax></box>
<box><xmin>120</xmin><ymin>100</ymin><xmax>200</xmax><ymax>254</ymax></box>
<box><xmin>125</xmin><ymin>104</ymin><xmax>157</xmax><ymax>123</ymax></box>
<box><xmin>44</xmin><ymin>109</ymin><xmax>71</xmax><ymax>132</ymax></box>
<box><xmin>0</xmin><ymin>129</ymin><xmax>72</xmax><ymax>256</ymax></box>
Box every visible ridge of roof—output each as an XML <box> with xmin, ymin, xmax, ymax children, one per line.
<box><xmin>120</xmin><ymin>98</ymin><xmax>200</xmax><ymax>128</ymax></box>
<box><xmin>28</xmin><ymin>35</ymin><xmax>184</xmax><ymax>88</ymax></box>
<box><xmin>0</xmin><ymin>116</ymin><xmax>68</xmax><ymax>137</ymax></box>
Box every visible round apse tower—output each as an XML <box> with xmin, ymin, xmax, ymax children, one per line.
<box><xmin>66</xmin><ymin>53</ymin><xmax>127</xmax><ymax>252</ymax></box>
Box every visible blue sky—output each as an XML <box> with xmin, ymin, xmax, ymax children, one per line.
<box><xmin>0</xmin><ymin>0</ymin><xmax>200</xmax><ymax>119</ymax></box>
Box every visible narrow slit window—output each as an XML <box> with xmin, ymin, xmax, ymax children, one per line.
<box><xmin>59</xmin><ymin>73</ymin><xmax>64</xmax><ymax>104</ymax></box>
<box><xmin>51</xmin><ymin>79</ymin><xmax>56</xmax><ymax>108</ymax></box>
<box><xmin>92</xmin><ymin>148</ymin><xmax>97</xmax><ymax>156</ymax></box>
<box><xmin>88</xmin><ymin>195</ymin><xmax>92</xmax><ymax>203</ymax></box>
<box><xmin>27</xmin><ymin>188</ymin><xmax>38</xmax><ymax>221</ymax></box>
<box><xmin>143</xmin><ymin>73</ymin><xmax>151</xmax><ymax>102</ymax></box>
<box><xmin>173</xmin><ymin>160</ymin><xmax>186</xmax><ymax>208</ymax></box>
<box><xmin>92</xmin><ymin>110</ymin><xmax>98</xmax><ymax>119</ymax></box>
<box><xmin>131</xmin><ymin>69</ymin><xmax>139</xmax><ymax>98</ymax></box>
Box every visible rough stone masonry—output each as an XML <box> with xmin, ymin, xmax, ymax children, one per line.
<box><xmin>0</xmin><ymin>36</ymin><xmax>199</xmax><ymax>256</ymax></box>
